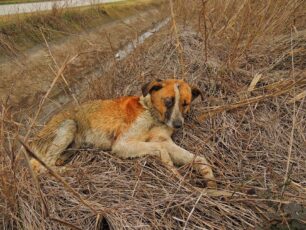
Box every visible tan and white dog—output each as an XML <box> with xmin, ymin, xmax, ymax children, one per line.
<box><xmin>30</xmin><ymin>79</ymin><xmax>216</xmax><ymax>188</ymax></box>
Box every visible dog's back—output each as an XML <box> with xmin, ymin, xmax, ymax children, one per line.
<box><xmin>30</xmin><ymin>96</ymin><xmax>145</xmax><ymax>170</ymax></box>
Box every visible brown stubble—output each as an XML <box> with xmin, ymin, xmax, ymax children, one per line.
<box><xmin>1</xmin><ymin>0</ymin><xmax>306</xmax><ymax>229</ymax></box>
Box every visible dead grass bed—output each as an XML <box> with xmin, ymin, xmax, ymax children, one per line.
<box><xmin>1</xmin><ymin>0</ymin><xmax>306</xmax><ymax>229</ymax></box>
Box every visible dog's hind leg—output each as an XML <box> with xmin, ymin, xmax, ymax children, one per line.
<box><xmin>30</xmin><ymin>119</ymin><xmax>77</xmax><ymax>173</ymax></box>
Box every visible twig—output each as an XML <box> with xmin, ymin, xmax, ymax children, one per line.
<box><xmin>183</xmin><ymin>191</ymin><xmax>203</xmax><ymax>230</ymax></box>
<box><xmin>50</xmin><ymin>217</ymin><xmax>82</xmax><ymax>230</ymax></box>
<box><xmin>16</xmin><ymin>55</ymin><xmax>79</xmax><ymax>162</ymax></box>
<box><xmin>197</xmin><ymin>74</ymin><xmax>305</xmax><ymax>121</ymax></box>
<box><xmin>40</xmin><ymin>28</ymin><xmax>79</xmax><ymax>106</ymax></box>
<box><xmin>21</xmin><ymin>142</ymin><xmax>49</xmax><ymax>218</ymax></box>
<box><xmin>279</xmin><ymin>27</ymin><xmax>297</xmax><ymax>210</ymax></box>
<box><xmin>19</xmin><ymin>138</ymin><xmax>101</xmax><ymax>215</ymax></box>
<box><xmin>169</xmin><ymin>0</ymin><xmax>186</xmax><ymax>78</ymax></box>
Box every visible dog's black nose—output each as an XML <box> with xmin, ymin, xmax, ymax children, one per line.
<box><xmin>173</xmin><ymin>120</ymin><xmax>183</xmax><ymax>129</ymax></box>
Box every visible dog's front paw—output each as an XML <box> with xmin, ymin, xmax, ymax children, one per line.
<box><xmin>157</xmin><ymin>148</ymin><xmax>174</xmax><ymax>166</ymax></box>
<box><xmin>199</xmin><ymin>166</ymin><xmax>217</xmax><ymax>188</ymax></box>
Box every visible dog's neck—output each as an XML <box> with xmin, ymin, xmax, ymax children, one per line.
<box><xmin>139</xmin><ymin>95</ymin><xmax>161</xmax><ymax>124</ymax></box>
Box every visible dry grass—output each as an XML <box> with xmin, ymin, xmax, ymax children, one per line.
<box><xmin>1</xmin><ymin>0</ymin><xmax>306</xmax><ymax>229</ymax></box>
<box><xmin>0</xmin><ymin>0</ymin><xmax>51</xmax><ymax>4</ymax></box>
<box><xmin>0</xmin><ymin>0</ymin><xmax>163</xmax><ymax>59</ymax></box>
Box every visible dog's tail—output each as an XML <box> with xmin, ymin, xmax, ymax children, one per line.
<box><xmin>29</xmin><ymin>111</ymin><xmax>77</xmax><ymax>173</ymax></box>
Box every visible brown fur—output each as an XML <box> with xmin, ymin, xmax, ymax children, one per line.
<box><xmin>30</xmin><ymin>79</ymin><xmax>216</xmax><ymax>188</ymax></box>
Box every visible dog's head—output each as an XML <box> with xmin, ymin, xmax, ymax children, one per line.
<box><xmin>142</xmin><ymin>79</ymin><xmax>203</xmax><ymax>129</ymax></box>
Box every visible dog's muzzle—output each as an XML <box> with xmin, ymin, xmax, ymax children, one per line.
<box><xmin>172</xmin><ymin>119</ymin><xmax>183</xmax><ymax>129</ymax></box>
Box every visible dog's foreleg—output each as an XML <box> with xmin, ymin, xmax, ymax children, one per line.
<box><xmin>112</xmin><ymin>140</ymin><xmax>188</xmax><ymax>180</ymax></box>
<box><xmin>162</xmin><ymin>141</ymin><xmax>217</xmax><ymax>188</ymax></box>
<box><xmin>112</xmin><ymin>141</ymin><xmax>174</xmax><ymax>165</ymax></box>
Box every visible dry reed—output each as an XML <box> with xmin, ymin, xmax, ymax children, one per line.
<box><xmin>1</xmin><ymin>0</ymin><xmax>306</xmax><ymax>229</ymax></box>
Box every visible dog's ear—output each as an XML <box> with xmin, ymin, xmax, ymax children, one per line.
<box><xmin>191</xmin><ymin>86</ymin><xmax>204</xmax><ymax>101</ymax></box>
<box><xmin>142</xmin><ymin>80</ymin><xmax>163</xmax><ymax>97</ymax></box>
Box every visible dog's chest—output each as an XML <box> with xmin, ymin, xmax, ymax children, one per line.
<box><xmin>118</xmin><ymin>111</ymin><xmax>173</xmax><ymax>142</ymax></box>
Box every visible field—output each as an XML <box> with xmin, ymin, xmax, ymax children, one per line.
<box><xmin>0</xmin><ymin>0</ymin><xmax>50</xmax><ymax>5</ymax></box>
<box><xmin>1</xmin><ymin>0</ymin><xmax>306</xmax><ymax>229</ymax></box>
<box><xmin>0</xmin><ymin>0</ymin><xmax>163</xmax><ymax>59</ymax></box>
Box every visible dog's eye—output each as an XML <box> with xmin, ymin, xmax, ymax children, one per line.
<box><xmin>164</xmin><ymin>97</ymin><xmax>174</xmax><ymax>108</ymax></box>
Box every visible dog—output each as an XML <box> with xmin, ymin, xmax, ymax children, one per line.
<box><xmin>29</xmin><ymin>79</ymin><xmax>216</xmax><ymax>188</ymax></box>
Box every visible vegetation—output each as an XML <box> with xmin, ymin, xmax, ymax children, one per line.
<box><xmin>1</xmin><ymin>0</ymin><xmax>306</xmax><ymax>229</ymax></box>
<box><xmin>0</xmin><ymin>0</ymin><xmax>163</xmax><ymax>58</ymax></box>
<box><xmin>0</xmin><ymin>0</ymin><xmax>51</xmax><ymax>5</ymax></box>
